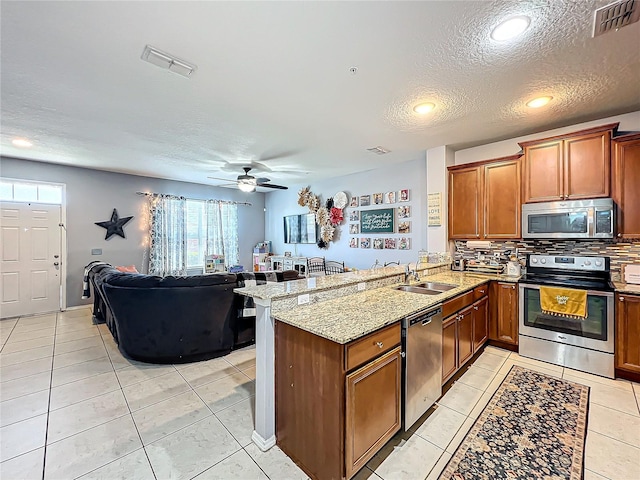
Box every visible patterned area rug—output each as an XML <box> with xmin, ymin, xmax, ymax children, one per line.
<box><xmin>440</xmin><ymin>365</ymin><xmax>589</xmax><ymax>480</ymax></box>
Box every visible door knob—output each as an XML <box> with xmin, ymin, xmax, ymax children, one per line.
<box><xmin>53</xmin><ymin>262</ymin><xmax>59</xmax><ymax>266</ymax></box>
<box><xmin>54</xmin><ymin>254</ymin><xmax>59</xmax><ymax>258</ymax></box>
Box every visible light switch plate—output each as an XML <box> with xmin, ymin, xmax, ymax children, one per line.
<box><xmin>91</xmin><ymin>248</ymin><xmax>102</xmax><ymax>255</ymax></box>
<box><xmin>297</xmin><ymin>294</ymin><xmax>310</xmax><ymax>305</ymax></box>
<box><xmin>357</xmin><ymin>282</ymin><xmax>366</xmax><ymax>291</ymax></box>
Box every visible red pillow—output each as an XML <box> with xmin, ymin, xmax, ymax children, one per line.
<box><xmin>115</xmin><ymin>265</ymin><xmax>138</xmax><ymax>273</ymax></box>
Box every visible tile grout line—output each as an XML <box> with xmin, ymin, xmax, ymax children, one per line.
<box><xmin>40</xmin><ymin>311</ymin><xmax>62</xmax><ymax>480</ymax></box>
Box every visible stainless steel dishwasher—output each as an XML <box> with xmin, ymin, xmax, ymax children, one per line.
<box><xmin>402</xmin><ymin>305</ymin><xmax>443</xmax><ymax>430</ymax></box>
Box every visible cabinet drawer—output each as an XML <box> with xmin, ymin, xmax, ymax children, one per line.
<box><xmin>442</xmin><ymin>291</ymin><xmax>475</xmax><ymax>319</ymax></box>
<box><xmin>346</xmin><ymin>323</ymin><xmax>401</xmax><ymax>372</ymax></box>
<box><xmin>474</xmin><ymin>284</ymin><xmax>488</xmax><ymax>300</ymax></box>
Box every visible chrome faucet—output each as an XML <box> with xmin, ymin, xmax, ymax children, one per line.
<box><xmin>404</xmin><ymin>264</ymin><xmax>420</xmax><ymax>284</ymax></box>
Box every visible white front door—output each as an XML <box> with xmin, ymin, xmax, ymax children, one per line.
<box><xmin>1</xmin><ymin>202</ymin><xmax>62</xmax><ymax>318</ymax></box>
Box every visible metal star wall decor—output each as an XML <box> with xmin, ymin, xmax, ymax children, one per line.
<box><xmin>95</xmin><ymin>208</ymin><xmax>133</xmax><ymax>240</ymax></box>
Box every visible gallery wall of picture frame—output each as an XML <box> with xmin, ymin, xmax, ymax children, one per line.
<box><xmin>347</xmin><ymin>188</ymin><xmax>412</xmax><ymax>250</ymax></box>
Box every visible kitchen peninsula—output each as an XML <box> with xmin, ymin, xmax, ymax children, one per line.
<box><xmin>235</xmin><ymin>264</ymin><xmax>516</xmax><ymax>479</ymax></box>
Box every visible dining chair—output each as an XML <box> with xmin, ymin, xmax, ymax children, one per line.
<box><xmin>307</xmin><ymin>257</ymin><xmax>326</xmax><ymax>276</ymax></box>
<box><xmin>325</xmin><ymin>260</ymin><xmax>345</xmax><ymax>275</ymax></box>
<box><xmin>384</xmin><ymin>261</ymin><xmax>400</xmax><ymax>267</ymax></box>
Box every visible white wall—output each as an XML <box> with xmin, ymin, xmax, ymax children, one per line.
<box><xmin>425</xmin><ymin>146</ymin><xmax>455</xmax><ymax>253</ymax></box>
<box><xmin>455</xmin><ymin>111</ymin><xmax>640</xmax><ymax>165</ymax></box>
<box><xmin>0</xmin><ymin>157</ymin><xmax>266</xmax><ymax>307</ymax></box>
<box><xmin>265</xmin><ymin>157</ymin><xmax>426</xmax><ymax>270</ymax></box>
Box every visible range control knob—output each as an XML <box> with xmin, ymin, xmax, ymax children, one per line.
<box><xmin>584</xmin><ymin>261</ymin><xmax>592</xmax><ymax>266</ymax></box>
<box><xmin>540</xmin><ymin>259</ymin><xmax>547</xmax><ymax>264</ymax></box>
<box><xmin>531</xmin><ymin>258</ymin><xmax>538</xmax><ymax>264</ymax></box>
<box><xmin>595</xmin><ymin>260</ymin><xmax>603</xmax><ymax>267</ymax></box>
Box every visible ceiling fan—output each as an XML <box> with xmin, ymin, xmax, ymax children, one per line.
<box><xmin>208</xmin><ymin>167</ymin><xmax>288</xmax><ymax>192</ymax></box>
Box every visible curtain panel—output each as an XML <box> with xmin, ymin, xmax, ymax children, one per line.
<box><xmin>148</xmin><ymin>195</ymin><xmax>187</xmax><ymax>276</ymax></box>
<box><xmin>205</xmin><ymin>201</ymin><xmax>239</xmax><ymax>267</ymax></box>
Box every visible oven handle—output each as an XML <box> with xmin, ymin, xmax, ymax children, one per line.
<box><xmin>518</xmin><ymin>283</ymin><xmax>614</xmax><ymax>298</ymax></box>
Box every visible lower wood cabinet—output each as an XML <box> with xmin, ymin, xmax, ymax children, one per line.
<box><xmin>615</xmin><ymin>293</ymin><xmax>640</xmax><ymax>376</ymax></box>
<box><xmin>442</xmin><ymin>286</ymin><xmax>490</xmax><ymax>384</ymax></box>
<box><xmin>275</xmin><ymin>321</ymin><xmax>401</xmax><ymax>480</ymax></box>
<box><xmin>489</xmin><ymin>282</ymin><xmax>519</xmax><ymax>345</ymax></box>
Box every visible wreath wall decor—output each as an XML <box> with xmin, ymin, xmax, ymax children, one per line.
<box><xmin>298</xmin><ymin>187</ymin><xmax>347</xmax><ymax>249</ymax></box>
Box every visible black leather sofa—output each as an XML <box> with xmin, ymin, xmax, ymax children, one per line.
<box><xmin>88</xmin><ymin>266</ymin><xmax>299</xmax><ymax>364</ymax></box>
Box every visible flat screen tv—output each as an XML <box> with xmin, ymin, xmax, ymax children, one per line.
<box><xmin>284</xmin><ymin>213</ymin><xmax>317</xmax><ymax>244</ymax></box>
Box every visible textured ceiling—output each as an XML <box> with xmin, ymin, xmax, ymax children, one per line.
<box><xmin>1</xmin><ymin>1</ymin><xmax>639</xmax><ymax>189</ymax></box>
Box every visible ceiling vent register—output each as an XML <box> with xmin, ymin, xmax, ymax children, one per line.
<box><xmin>367</xmin><ymin>146</ymin><xmax>391</xmax><ymax>155</ymax></box>
<box><xmin>592</xmin><ymin>0</ymin><xmax>640</xmax><ymax>37</ymax></box>
<box><xmin>141</xmin><ymin>45</ymin><xmax>197</xmax><ymax>78</ymax></box>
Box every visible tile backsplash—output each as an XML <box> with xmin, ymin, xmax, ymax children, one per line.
<box><xmin>453</xmin><ymin>239</ymin><xmax>640</xmax><ymax>281</ymax></box>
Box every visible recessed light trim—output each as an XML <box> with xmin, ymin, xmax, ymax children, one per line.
<box><xmin>526</xmin><ymin>96</ymin><xmax>553</xmax><ymax>108</ymax></box>
<box><xmin>413</xmin><ymin>102</ymin><xmax>436</xmax><ymax>114</ymax></box>
<box><xmin>491</xmin><ymin>15</ymin><xmax>531</xmax><ymax>41</ymax></box>
<box><xmin>12</xmin><ymin>138</ymin><xmax>33</xmax><ymax>148</ymax></box>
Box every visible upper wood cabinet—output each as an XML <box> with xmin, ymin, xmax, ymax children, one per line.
<box><xmin>519</xmin><ymin>123</ymin><xmax>617</xmax><ymax>203</ymax></box>
<box><xmin>612</xmin><ymin>133</ymin><xmax>640</xmax><ymax>239</ymax></box>
<box><xmin>448</xmin><ymin>154</ymin><xmax>522</xmax><ymax>240</ymax></box>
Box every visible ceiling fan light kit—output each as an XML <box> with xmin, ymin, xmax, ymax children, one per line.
<box><xmin>208</xmin><ymin>166</ymin><xmax>288</xmax><ymax>192</ymax></box>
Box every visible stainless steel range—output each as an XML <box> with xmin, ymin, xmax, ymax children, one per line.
<box><xmin>519</xmin><ymin>254</ymin><xmax>615</xmax><ymax>378</ymax></box>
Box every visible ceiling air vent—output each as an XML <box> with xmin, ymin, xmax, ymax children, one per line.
<box><xmin>367</xmin><ymin>146</ymin><xmax>391</xmax><ymax>155</ymax></box>
<box><xmin>592</xmin><ymin>0</ymin><xmax>640</xmax><ymax>37</ymax></box>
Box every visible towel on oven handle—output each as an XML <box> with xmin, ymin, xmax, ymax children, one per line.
<box><xmin>540</xmin><ymin>286</ymin><xmax>588</xmax><ymax>319</ymax></box>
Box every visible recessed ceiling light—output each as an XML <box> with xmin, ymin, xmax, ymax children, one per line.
<box><xmin>413</xmin><ymin>102</ymin><xmax>436</xmax><ymax>114</ymax></box>
<box><xmin>12</xmin><ymin>138</ymin><xmax>33</xmax><ymax>148</ymax></box>
<box><xmin>526</xmin><ymin>96</ymin><xmax>553</xmax><ymax>108</ymax></box>
<box><xmin>491</xmin><ymin>15</ymin><xmax>531</xmax><ymax>41</ymax></box>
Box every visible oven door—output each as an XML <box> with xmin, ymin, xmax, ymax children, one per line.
<box><xmin>518</xmin><ymin>283</ymin><xmax>614</xmax><ymax>353</ymax></box>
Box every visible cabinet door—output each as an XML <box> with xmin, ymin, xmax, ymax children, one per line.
<box><xmin>615</xmin><ymin>294</ymin><xmax>640</xmax><ymax>374</ymax></box>
<box><xmin>564</xmin><ymin>131</ymin><xmax>611</xmax><ymax>200</ymax></box>
<box><xmin>458</xmin><ymin>307</ymin><xmax>474</xmax><ymax>366</ymax></box>
<box><xmin>523</xmin><ymin>141</ymin><xmax>563</xmax><ymax>203</ymax></box>
<box><xmin>496</xmin><ymin>283</ymin><xmax>519</xmax><ymax>345</ymax></box>
<box><xmin>442</xmin><ymin>315</ymin><xmax>458</xmax><ymax>383</ymax></box>
<box><xmin>345</xmin><ymin>347</ymin><xmax>401</xmax><ymax>479</ymax></box>
<box><xmin>473</xmin><ymin>296</ymin><xmax>489</xmax><ymax>352</ymax></box>
<box><xmin>449</xmin><ymin>167</ymin><xmax>482</xmax><ymax>239</ymax></box>
<box><xmin>483</xmin><ymin>160</ymin><xmax>521</xmax><ymax>239</ymax></box>
<box><xmin>613</xmin><ymin>135</ymin><xmax>640</xmax><ymax>239</ymax></box>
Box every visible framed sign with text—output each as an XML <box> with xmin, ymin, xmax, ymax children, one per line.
<box><xmin>428</xmin><ymin>192</ymin><xmax>442</xmax><ymax>226</ymax></box>
<box><xmin>360</xmin><ymin>208</ymin><xmax>395</xmax><ymax>233</ymax></box>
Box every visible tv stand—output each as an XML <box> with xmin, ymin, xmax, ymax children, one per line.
<box><xmin>269</xmin><ymin>255</ymin><xmax>308</xmax><ymax>277</ymax></box>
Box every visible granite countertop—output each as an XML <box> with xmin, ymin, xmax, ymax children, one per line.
<box><xmin>272</xmin><ymin>272</ymin><xmax>491</xmax><ymax>344</ymax></box>
<box><xmin>613</xmin><ymin>281</ymin><xmax>640</xmax><ymax>295</ymax></box>
<box><xmin>234</xmin><ymin>262</ymin><xmax>450</xmax><ymax>300</ymax></box>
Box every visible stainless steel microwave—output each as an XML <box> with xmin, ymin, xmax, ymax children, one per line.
<box><xmin>522</xmin><ymin>198</ymin><xmax>614</xmax><ymax>239</ymax></box>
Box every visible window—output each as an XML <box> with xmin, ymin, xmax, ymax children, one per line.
<box><xmin>0</xmin><ymin>180</ymin><xmax>63</xmax><ymax>204</ymax></box>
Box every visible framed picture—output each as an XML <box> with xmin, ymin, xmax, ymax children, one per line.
<box><xmin>373</xmin><ymin>238</ymin><xmax>384</xmax><ymax>250</ymax></box>
<box><xmin>399</xmin><ymin>189</ymin><xmax>410</xmax><ymax>202</ymax></box>
<box><xmin>350</xmin><ymin>196</ymin><xmax>359</xmax><ymax>207</ymax></box>
<box><xmin>385</xmin><ymin>191</ymin><xmax>396</xmax><ymax>204</ymax></box>
<box><xmin>399</xmin><ymin>237</ymin><xmax>411</xmax><ymax>250</ymax></box>
<box><xmin>360</xmin><ymin>238</ymin><xmax>371</xmax><ymax>248</ymax></box>
<box><xmin>349</xmin><ymin>210</ymin><xmax>359</xmax><ymax>222</ymax></box>
<box><xmin>373</xmin><ymin>193</ymin><xmax>383</xmax><ymax>205</ymax></box>
<box><xmin>360</xmin><ymin>195</ymin><xmax>371</xmax><ymax>207</ymax></box>
<box><xmin>397</xmin><ymin>205</ymin><xmax>410</xmax><ymax>218</ymax></box>
<box><xmin>349</xmin><ymin>224</ymin><xmax>359</xmax><ymax>234</ymax></box>
<box><xmin>384</xmin><ymin>238</ymin><xmax>397</xmax><ymax>249</ymax></box>
<box><xmin>398</xmin><ymin>221</ymin><xmax>411</xmax><ymax>234</ymax></box>
<box><xmin>349</xmin><ymin>238</ymin><xmax>358</xmax><ymax>248</ymax></box>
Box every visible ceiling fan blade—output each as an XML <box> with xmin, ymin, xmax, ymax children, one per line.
<box><xmin>256</xmin><ymin>182</ymin><xmax>288</xmax><ymax>190</ymax></box>
<box><xmin>207</xmin><ymin>176</ymin><xmax>240</xmax><ymax>184</ymax></box>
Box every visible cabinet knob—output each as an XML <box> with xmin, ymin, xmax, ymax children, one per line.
<box><xmin>479</xmin><ymin>289</ymin><xmax>485</xmax><ymax>293</ymax></box>
<box><xmin>620</xmin><ymin>297</ymin><xmax>625</xmax><ymax>302</ymax></box>
<box><xmin>474</xmin><ymin>306</ymin><xmax>479</xmax><ymax>310</ymax></box>
<box><xmin>617</xmin><ymin>233</ymin><xmax>622</xmax><ymax>238</ymax></box>
<box><xmin>476</xmin><ymin>234</ymin><xmax>480</xmax><ymax>238</ymax></box>
<box><xmin>376</xmin><ymin>341</ymin><xmax>384</xmax><ymax>349</ymax></box>
<box><xmin>512</xmin><ymin>285</ymin><xmax>515</xmax><ymax>289</ymax></box>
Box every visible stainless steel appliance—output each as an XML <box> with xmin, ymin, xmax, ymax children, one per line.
<box><xmin>452</xmin><ymin>258</ymin><xmax>466</xmax><ymax>271</ymax></box>
<box><xmin>402</xmin><ymin>305</ymin><xmax>443</xmax><ymax>430</ymax></box>
<box><xmin>519</xmin><ymin>254</ymin><xmax>615</xmax><ymax>378</ymax></box>
<box><xmin>522</xmin><ymin>198</ymin><xmax>614</xmax><ymax>239</ymax></box>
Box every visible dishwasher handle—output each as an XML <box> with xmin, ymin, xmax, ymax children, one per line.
<box><xmin>407</xmin><ymin>305</ymin><xmax>442</xmax><ymax>327</ymax></box>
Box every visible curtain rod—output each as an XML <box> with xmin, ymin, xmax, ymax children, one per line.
<box><xmin>136</xmin><ymin>191</ymin><xmax>252</xmax><ymax>207</ymax></box>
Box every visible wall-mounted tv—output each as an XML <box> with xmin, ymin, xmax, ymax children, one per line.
<box><xmin>284</xmin><ymin>213</ymin><xmax>317</xmax><ymax>244</ymax></box>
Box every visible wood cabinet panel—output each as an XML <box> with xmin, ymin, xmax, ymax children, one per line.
<box><xmin>615</xmin><ymin>294</ymin><xmax>640</xmax><ymax>374</ymax></box>
<box><xmin>449</xmin><ymin>167</ymin><xmax>482</xmax><ymax>239</ymax></box>
<box><xmin>474</xmin><ymin>284</ymin><xmax>489</xmax><ymax>301</ymax></box>
<box><xmin>523</xmin><ymin>141</ymin><xmax>563</xmax><ymax>203</ymax></box>
<box><xmin>473</xmin><ymin>296</ymin><xmax>489</xmax><ymax>351</ymax></box>
<box><xmin>443</xmin><ymin>291</ymin><xmax>475</xmax><ymax>319</ymax></box>
<box><xmin>345</xmin><ymin>323</ymin><xmax>401</xmax><ymax>371</ymax></box>
<box><xmin>564</xmin><ymin>131</ymin><xmax>611</xmax><ymax>200</ymax></box>
<box><xmin>457</xmin><ymin>307</ymin><xmax>474</xmax><ymax>366</ymax></box>
<box><xmin>345</xmin><ymin>347</ymin><xmax>402</xmax><ymax>479</ymax></box>
<box><xmin>484</xmin><ymin>159</ymin><xmax>521</xmax><ymax>238</ymax></box>
<box><xmin>442</xmin><ymin>315</ymin><xmax>457</xmax><ymax>383</ymax></box>
<box><xmin>613</xmin><ymin>134</ymin><xmax>640</xmax><ymax>239</ymax></box>
<box><xmin>496</xmin><ymin>283</ymin><xmax>519</xmax><ymax>345</ymax></box>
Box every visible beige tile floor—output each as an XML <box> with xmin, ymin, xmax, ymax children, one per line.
<box><xmin>1</xmin><ymin>310</ymin><xmax>639</xmax><ymax>480</ymax></box>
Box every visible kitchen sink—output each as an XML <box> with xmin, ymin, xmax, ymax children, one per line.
<box><xmin>415</xmin><ymin>282</ymin><xmax>458</xmax><ymax>292</ymax></box>
<box><xmin>394</xmin><ymin>285</ymin><xmax>443</xmax><ymax>295</ymax></box>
